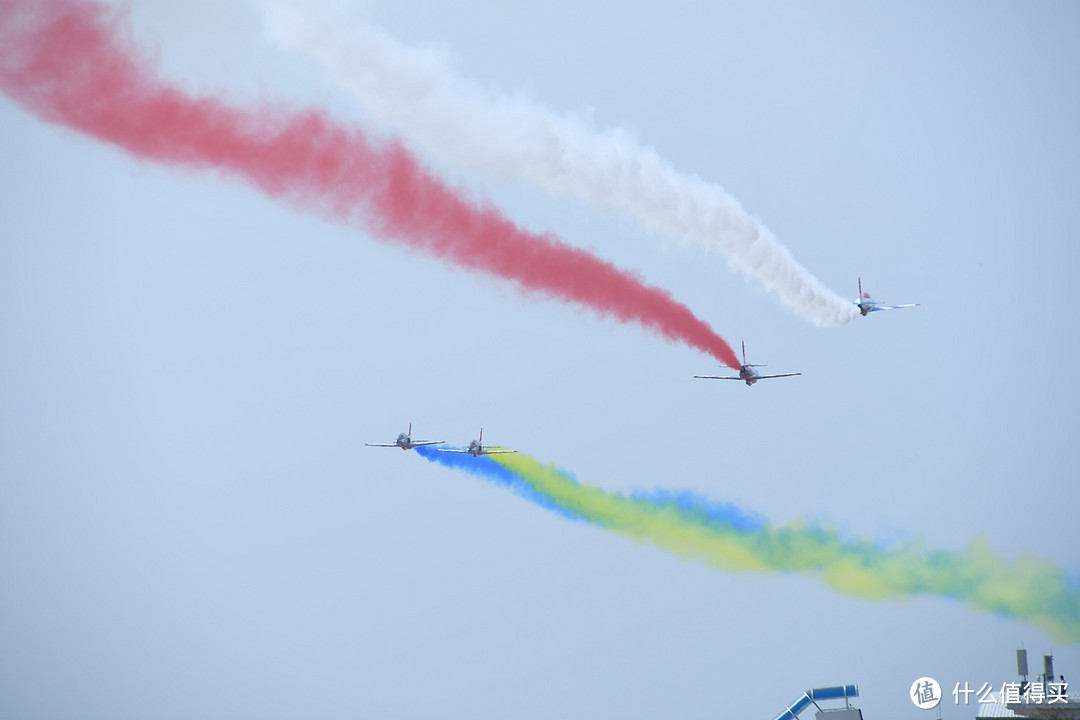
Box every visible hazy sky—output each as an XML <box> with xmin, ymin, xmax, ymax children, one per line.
<box><xmin>2</xmin><ymin>1</ymin><xmax>1078</xmax><ymax>718</ymax></box>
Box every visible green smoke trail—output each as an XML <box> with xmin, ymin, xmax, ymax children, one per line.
<box><xmin>477</xmin><ymin>452</ymin><xmax>1080</xmax><ymax>643</ymax></box>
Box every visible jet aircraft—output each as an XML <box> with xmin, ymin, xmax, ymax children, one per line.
<box><xmin>437</xmin><ymin>428</ymin><xmax>517</xmax><ymax>457</ymax></box>
<box><xmin>694</xmin><ymin>341</ymin><xmax>801</xmax><ymax>387</ymax></box>
<box><xmin>365</xmin><ymin>423</ymin><xmax>444</xmax><ymax>451</ymax></box>
<box><xmin>855</xmin><ymin>277</ymin><xmax>919</xmax><ymax>316</ymax></box>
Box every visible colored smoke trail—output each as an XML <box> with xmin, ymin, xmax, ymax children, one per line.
<box><xmin>0</xmin><ymin>0</ymin><xmax>739</xmax><ymax>369</ymax></box>
<box><xmin>415</xmin><ymin>446</ymin><xmax>1080</xmax><ymax>643</ymax></box>
<box><xmin>258</xmin><ymin>0</ymin><xmax>859</xmax><ymax>327</ymax></box>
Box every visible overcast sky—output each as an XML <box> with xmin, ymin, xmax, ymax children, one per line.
<box><xmin>2</xmin><ymin>1</ymin><xmax>1078</xmax><ymax>718</ymax></box>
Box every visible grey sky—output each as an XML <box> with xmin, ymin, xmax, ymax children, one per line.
<box><xmin>1</xmin><ymin>1</ymin><xmax>1078</xmax><ymax>718</ymax></box>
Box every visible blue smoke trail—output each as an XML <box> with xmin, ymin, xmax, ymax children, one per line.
<box><xmin>414</xmin><ymin>446</ymin><xmax>1080</xmax><ymax>643</ymax></box>
<box><xmin>415</xmin><ymin>445</ymin><xmax>581</xmax><ymax>522</ymax></box>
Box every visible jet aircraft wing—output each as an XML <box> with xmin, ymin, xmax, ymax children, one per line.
<box><xmin>872</xmin><ymin>303</ymin><xmax>919</xmax><ymax>311</ymax></box>
<box><xmin>693</xmin><ymin>375</ymin><xmax>743</xmax><ymax>380</ymax></box>
<box><xmin>435</xmin><ymin>447</ymin><xmax>517</xmax><ymax>455</ymax></box>
<box><xmin>365</xmin><ymin>443</ymin><xmax>400</xmax><ymax>447</ymax></box>
<box><xmin>753</xmin><ymin>372</ymin><xmax>802</xmax><ymax>379</ymax></box>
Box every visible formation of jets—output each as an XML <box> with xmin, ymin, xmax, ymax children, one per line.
<box><xmin>371</xmin><ymin>279</ymin><xmax>919</xmax><ymax>448</ymax></box>
<box><xmin>366</xmin><ymin>426</ymin><xmax>516</xmax><ymax>456</ymax></box>
<box><xmin>690</xmin><ymin>278</ymin><xmax>919</xmax><ymax>387</ymax></box>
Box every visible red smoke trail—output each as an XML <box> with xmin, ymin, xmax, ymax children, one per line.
<box><xmin>0</xmin><ymin>0</ymin><xmax>739</xmax><ymax>368</ymax></box>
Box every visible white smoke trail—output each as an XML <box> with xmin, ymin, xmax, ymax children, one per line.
<box><xmin>255</xmin><ymin>0</ymin><xmax>858</xmax><ymax>326</ymax></box>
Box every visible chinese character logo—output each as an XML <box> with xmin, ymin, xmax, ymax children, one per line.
<box><xmin>911</xmin><ymin>677</ymin><xmax>942</xmax><ymax>710</ymax></box>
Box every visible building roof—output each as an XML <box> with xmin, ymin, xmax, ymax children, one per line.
<box><xmin>977</xmin><ymin>696</ymin><xmax>1080</xmax><ymax>720</ymax></box>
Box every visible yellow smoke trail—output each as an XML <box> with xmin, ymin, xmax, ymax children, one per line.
<box><xmin>487</xmin><ymin>453</ymin><xmax>1080</xmax><ymax>643</ymax></box>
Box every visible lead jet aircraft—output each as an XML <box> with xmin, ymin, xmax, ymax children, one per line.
<box><xmin>855</xmin><ymin>277</ymin><xmax>919</xmax><ymax>316</ymax></box>
<box><xmin>365</xmin><ymin>423</ymin><xmax>444</xmax><ymax>451</ymax></box>
<box><xmin>694</xmin><ymin>341</ymin><xmax>801</xmax><ymax>387</ymax></box>
<box><xmin>437</xmin><ymin>428</ymin><xmax>517</xmax><ymax>457</ymax></box>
